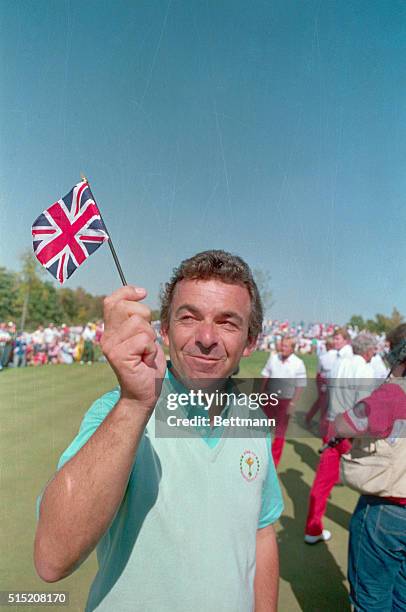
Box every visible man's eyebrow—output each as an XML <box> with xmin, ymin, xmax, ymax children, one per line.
<box><xmin>174</xmin><ymin>304</ymin><xmax>202</xmax><ymax>317</ymax></box>
<box><xmin>217</xmin><ymin>311</ymin><xmax>244</xmax><ymax>325</ymax></box>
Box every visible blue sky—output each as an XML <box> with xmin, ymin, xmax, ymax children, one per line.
<box><xmin>1</xmin><ymin>0</ymin><xmax>405</xmax><ymax>323</ymax></box>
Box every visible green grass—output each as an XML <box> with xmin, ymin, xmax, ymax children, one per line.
<box><xmin>0</xmin><ymin>353</ymin><xmax>357</xmax><ymax>611</ymax></box>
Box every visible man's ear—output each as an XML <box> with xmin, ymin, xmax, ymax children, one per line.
<box><xmin>242</xmin><ymin>335</ymin><xmax>257</xmax><ymax>358</ymax></box>
<box><xmin>161</xmin><ymin>324</ymin><xmax>170</xmax><ymax>348</ymax></box>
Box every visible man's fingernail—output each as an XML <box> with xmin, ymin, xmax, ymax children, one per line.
<box><xmin>135</xmin><ymin>287</ymin><xmax>145</xmax><ymax>294</ymax></box>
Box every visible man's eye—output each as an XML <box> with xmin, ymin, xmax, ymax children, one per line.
<box><xmin>180</xmin><ymin>315</ymin><xmax>195</xmax><ymax>321</ymax></box>
<box><xmin>219</xmin><ymin>321</ymin><xmax>238</xmax><ymax>329</ymax></box>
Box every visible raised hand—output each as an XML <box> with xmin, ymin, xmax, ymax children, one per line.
<box><xmin>101</xmin><ymin>286</ymin><xmax>167</xmax><ymax>412</ymax></box>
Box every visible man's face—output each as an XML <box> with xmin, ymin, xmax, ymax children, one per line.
<box><xmin>280</xmin><ymin>339</ymin><xmax>294</xmax><ymax>359</ymax></box>
<box><xmin>333</xmin><ymin>334</ymin><xmax>347</xmax><ymax>350</ymax></box>
<box><xmin>161</xmin><ymin>279</ymin><xmax>257</xmax><ymax>381</ymax></box>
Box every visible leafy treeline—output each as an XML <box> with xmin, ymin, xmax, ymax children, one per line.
<box><xmin>0</xmin><ymin>252</ymin><xmax>162</xmax><ymax>329</ymax></box>
<box><xmin>0</xmin><ymin>253</ymin><xmax>105</xmax><ymax>329</ymax></box>
<box><xmin>347</xmin><ymin>308</ymin><xmax>404</xmax><ymax>335</ymax></box>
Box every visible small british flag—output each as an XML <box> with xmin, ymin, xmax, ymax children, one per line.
<box><xmin>32</xmin><ymin>180</ymin><xmax>109</xmax><ymax>284</ymax></box>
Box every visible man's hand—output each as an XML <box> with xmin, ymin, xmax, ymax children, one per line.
<box><xmin>101</xmin><ymin>286</ymin><xmax>167</xmax><ymax>411</ymax></box>
<box><xmin>287</xmin><ymin>387</ymin><xmax>304</xmax><ymax>416</ymax></box>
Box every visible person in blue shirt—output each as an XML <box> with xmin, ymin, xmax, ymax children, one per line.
<box><xmin>34</xmin><ymin>250</ymin><xmax>284</xmax><ymax>612</ymax></box>
<box><xmin>13</xmin><ymin>332</ymin><xmax>27</xmax><ymax>368</ymax></box>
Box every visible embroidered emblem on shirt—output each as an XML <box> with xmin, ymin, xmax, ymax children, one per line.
<box><xmin>240</xmin><ymin>450</ymin><xmax>260</xmax><ymax>481</ymax></box>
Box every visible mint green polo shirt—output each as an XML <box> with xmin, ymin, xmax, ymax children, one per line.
<box><xmin>47</xmin><ymin>371</ymin><xmax>284</xmax><ymax>611</ymax></box>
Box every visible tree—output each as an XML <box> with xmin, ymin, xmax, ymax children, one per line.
<box><xmin>16</xmin><ymin>251</ymin><xmax>46</xmax><ymax>330</ymax></box>
<box><xmin>253</xmin><ymin>268</ymin><xmax>274</xmax><ymax>318</ymax></box>
<box><xmin>389</xmin><ymin>307</ymin><xmax>404</xmax><ymax>329</ymax></box>
<box><xmin>26</xmin><ymin>281</ymin><xmax>65</xmax><ymax>327</ymax></box>
<box><xmin>348</xmin><ymin>315</ymin><xmax>366</xmax><ymax>330</ymax></box>
<box><xmin>348</xmin><ymin>308</ymin><xmax>404</xmax><ymax>335</ymax></box>
<box><xmin>58</xmin><ymin>288</ymin><xmax>79</xmax><ymax>323</ymax></box>
<box><xmin>0</xmin><ymin>267</ymin><xmax>19</xmax><ymax>322</ymax></box>
<box><xmin>70</xmin><ymin>287</ymin><xmax>104</xmax><ymax>324</ymax></box>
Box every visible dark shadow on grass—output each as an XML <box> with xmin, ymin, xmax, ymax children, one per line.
<box><xmin>278</xmin><ymin>468</ymin><xmax>351</xmax><ymax>612</ymax></box>
<box><xmin>287</xmin><ymin>439</ymin><xmax>320</xmax><ymax>472</ymax></box>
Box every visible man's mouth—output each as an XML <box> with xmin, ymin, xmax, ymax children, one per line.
<box><xmin>184</xmin><ymin>354</ymin><xmax>225</xmax><ymax>364</ymax></box>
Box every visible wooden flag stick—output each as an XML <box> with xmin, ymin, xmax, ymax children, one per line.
<box><xmin>81</xmin><ymin>173</ymin><xmax>128</xmax><ymax>286</ymax></box>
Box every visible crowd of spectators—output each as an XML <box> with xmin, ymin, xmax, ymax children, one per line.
<box><xmin>0</xmin><ymin>321</ymin><xmax>104</xmax><ymax>370</ymax></box>
<box><xmin>257</xmin><ymin>319</ymin><xmax>388</xmax><ymax>356</ymax></box>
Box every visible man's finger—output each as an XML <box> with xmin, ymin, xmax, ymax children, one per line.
<box><xmin>103</xmin><ymin>286</ymin><xmax>147</xmax><ymax>313</ymax></box>
<box><xmin>142</xmin><ymin>341</ymin><xmax>158</xmax><ymax>368</ymax></box>
<box><xmin>104</xmin><ymin>297</ymin><xmax>151</xmax><ymax>330</ymax></box>
<box><xmin>107</xmin><ymin>334</ymin><xmax>158</xmax><ymax>367</ymax></box>
<box><xmin>114</xmin><ymin>301</ymin><xmax>151</xmax><ymax>324</ymax></box>
<box><xmin>102</xmin><ymin>316</ymin><xmax>156</xmax><ymax>352</ymax></box>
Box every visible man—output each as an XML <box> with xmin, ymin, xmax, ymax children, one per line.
<box><xmin>32</xmin><ymin>325</ymin><xmax>45</xmax><ymax>354</ymax></box>
<box><xmin>44</xmin><ymin>323</ymin><xmax>59</xmax><ymax>350</ymax></box>
<box><xmin>304</xmin><ymin>332</ymin><xmax>376</xmax><ymax>544</ymax></box>
<box><xmin>0</xmin><ymin>322</ymin><xmax>11</xmax><ymax>371</ymax></box>
<box><xmin>305</xmin><ymin>328</ymin><xmax>354</xmax><ymax>433</ymax></box>
<box><xmin>261</xmin><ymin>336</ymin><xmax>307</xmax><ymax>467</ymax></box>
<box><xmin>330</xmin><ymin>327</ymin><xmax>353</xmax><ymax>372</ymax></box>
<box><xmin>35</xmin><ymin>250</ymin><xmax>283</xmax><ymax>612</ymax></box>
<box><xmin>335</xmin><ymin>323</ymin><xmax>406</xmax><ymax>611</ymax></box>
<box><xmin>0</xmin><ymin>322</ymin><xmax>14</xmax><ymax>369</ymax></box>
<box><xmin>13</xmin><ymin>331</ymin><xmax>27</xmax><ymax>368</ymax></box>
<box><xmin>305</xmin><ymin>337</ymin><xmax>334</xmax><ymax>433</ymax></box>
<box><xmin>81</xmin><ymin>323</ymin><xmax>96</xmax><ymax>365</ymax></box>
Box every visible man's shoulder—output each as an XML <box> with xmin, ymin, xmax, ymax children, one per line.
<box><xmin>340</xmin><ymin>345</ymin><xmax>353</xmax><ymax>359</ymax></box>
<box><xmin>289</xmin><ymin>353</ymin><xmax>305</xmax><ymax>369</ymax></box>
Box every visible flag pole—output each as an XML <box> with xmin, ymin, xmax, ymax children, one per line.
<box><xmin>81</xmin><ymin>173</ymin><xmax>127</xmax><ymax>286</ymax></box>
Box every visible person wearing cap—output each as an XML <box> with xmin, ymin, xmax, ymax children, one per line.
<box><xmin>335</xmin><ymin>323</ymin><xmax>406</xmax><ymax>611</ymax></box>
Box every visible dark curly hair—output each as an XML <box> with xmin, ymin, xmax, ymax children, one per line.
<box><xmin>160</xmin><ymin>250</ymin><xmax>263</xmax><ymax>339</ymax></box>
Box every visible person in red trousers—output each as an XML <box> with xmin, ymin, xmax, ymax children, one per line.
<box><xmin>261</xmin><ymin>336</ymin><xmax>307</xmax><ymax>467</ymax></box>
<box><xmin>305</xmin><ymin>337</ymin><xmax>335</xmax><ymax>436</ymax></box>
<box><xmin>304</xmin><ymin>331</ymin><xmax>376</xmax><ymax>544</ymax></box>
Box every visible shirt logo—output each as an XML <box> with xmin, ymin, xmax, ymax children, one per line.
<box><xmin>240</xmin><ymin>450</ymin><xmax>260</xmax><ymax>482</ymax></box>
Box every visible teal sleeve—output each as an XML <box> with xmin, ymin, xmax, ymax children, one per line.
<box><xmin>57</xmin><ymin>387</ymin><xmax>121</xmax><ymax>469</ymax></box>
<box><xmin>36</xmin><ymin>388</ymin><xmax>120</xmax><ymax>519</ymax></box>
<box><xmin>258</xmin><ymin>434</ymin><xmax>284</xmax><ymax>528</ymax></box>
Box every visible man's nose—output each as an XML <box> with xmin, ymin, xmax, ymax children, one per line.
<box><xmin>195</xmin><ymin>322</ymin><xmax>219</xmax><ymax>352</ymax></box>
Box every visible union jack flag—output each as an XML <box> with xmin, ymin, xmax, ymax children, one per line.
<box><xmin>32</xmin><ymin>180</ymin><xmax>109</xmax><ymax>284</ymax></box>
